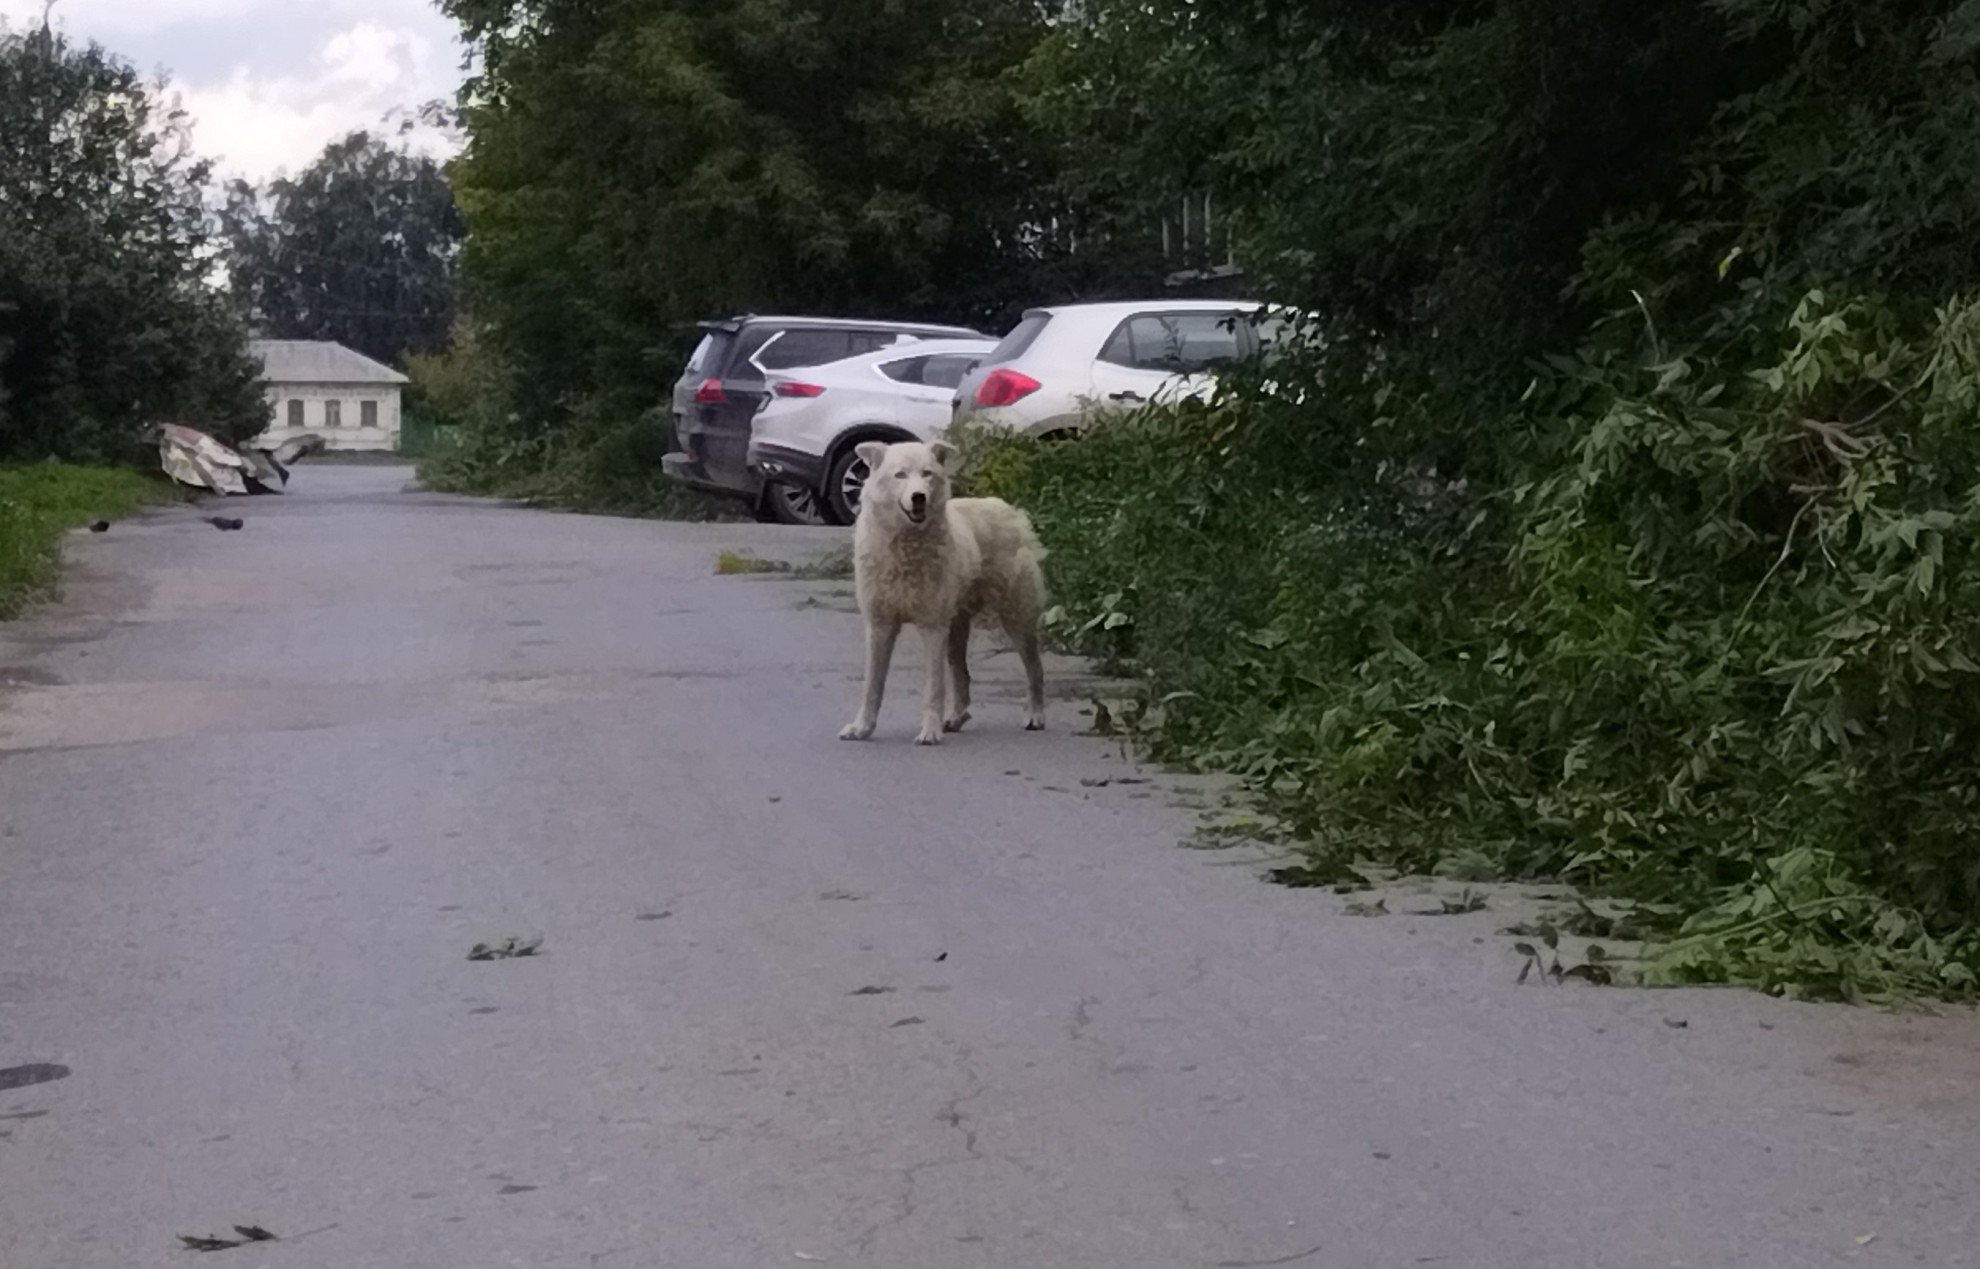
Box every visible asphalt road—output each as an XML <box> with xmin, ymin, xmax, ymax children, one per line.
<box><xmin>3</xmin><ymin>465</ymin><xmax>1979</xmax><ymax>1269</ymax></box>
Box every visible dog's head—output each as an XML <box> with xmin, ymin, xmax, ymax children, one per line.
<box><xmin>856</xmin><ymin>440</ymin><xmax>956</xmax><ymax>527</ymax></box>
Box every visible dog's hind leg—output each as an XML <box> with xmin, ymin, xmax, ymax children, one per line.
<box><xmin>914</xmin><ymin>622</ymin><xmax>949</xmax><ymax>745</ymax></box>
<box><xmin>1010</xmin><ymin>620</ymin><xmax>1047</xmax><ymax>731</ymax></box>
<box><xmin>840</xmin><ymin>618</ymin><xmax>900</xmax><ymax>740</ymax></box>
<box><xmin>943</xmin><ymin>616</ymin><xmax>973</xmax><ymax>733</ymax></box>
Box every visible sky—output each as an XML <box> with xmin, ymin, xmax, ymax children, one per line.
<box><xmin>0</xmin><ymin>0</ymin><xmax>467</xmax><ymax>183</ymax></box>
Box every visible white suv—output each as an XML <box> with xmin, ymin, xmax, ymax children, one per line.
<box><xmin>950</xmin><ymin>299</ymin><xmax>1272</xmax><ymax>435</ymax></box>
<box><xmin>746</xmin><ymin>337</ymin><xmax>999</xmax><ymax>525</ymax></box>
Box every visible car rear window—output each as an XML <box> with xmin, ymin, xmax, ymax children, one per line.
<box><xmin>755</xmin><ymin>329</ymin><xmax>856</xmax><ymax>371</ymax></box>
<box><xmin>983</xmin><ymin>313</ymin><xmax>1052</xmax><ymax>365</ymax></box>
<box><xmin>684</xmin><ymin>331</ymin><xmax>734</xmax><ymax>377</ymax></box>
<box><xmin>879</xmin><ymin>355</ymin><xmax>929</xmax><ymax>384</ymax></box>
<box><xmin>920</xmin><ymin>353</ymin><xmax>981</xmax><ymax>389</ymax></box>
<box><xmin>878</xmin><ymin>353</ymin><xmax>981</xmax><ymax>388</ymax></box>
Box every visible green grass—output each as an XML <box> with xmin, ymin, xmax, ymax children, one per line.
<box><xmin>715</xmin><ymin>545</ymin><xmax>853</xmax><ymax>579</ymax></box>
<box><xmin>0</xmin><ymin>463</ymin><xmax>173</xmax><ymax>619</ymax></box>
<box><xmin>715</xmin><ymin>549</ymin><xmax>792</xmax><ymax>575</ymax></box>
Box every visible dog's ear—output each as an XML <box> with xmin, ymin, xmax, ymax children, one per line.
<box><xmin>855</xmin><ymin>441</ymin><xmax>890</xmax><ymax>473</ymax></box>
<box><xmin>929</xmin><ymin>439</ymin><xmax>958</xmax><ymax>471</ymax></box>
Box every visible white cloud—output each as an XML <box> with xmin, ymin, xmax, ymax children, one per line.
<box><xmin>177</xmin><ymin>22</ymin><xmax>459</xmax><ymax>181</ymax></box>
<box><xmin>14</xmin><ymin>0</ymin><xmax>444</xmax><ymax>40</ymax></box>
<box><xmin>0</xmin><ymin>0</ymin><xmax>466</xmax><ymax>182</ymax></box>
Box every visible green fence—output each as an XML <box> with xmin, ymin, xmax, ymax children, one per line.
<box><xmin>397</xmin><ymin>413</ymin><xmax>459</xmax><ymax>460</ymax></box>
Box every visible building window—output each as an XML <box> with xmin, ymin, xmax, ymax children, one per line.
<box><xmin>324</xmin><ymin>400</ymin><xmax>342</xmax><ymax>428</ymax></box>
<box><xmin>286</xmin><ymin>399</ymin><xmax>304</xmax><ymax>429</ymax></box>
<box><xmin>360</xmin><ymin>400</ymin><xmax>379</xmax><ymax>428</ymax></box>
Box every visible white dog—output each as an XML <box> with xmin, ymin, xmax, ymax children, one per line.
<box><xmin>838</xmin><ymin>440</ymin><xmax>1048</xmax><ymax>745</ymax></box>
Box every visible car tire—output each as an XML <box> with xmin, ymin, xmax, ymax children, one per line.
<box><xmin>825</xmin><ymin>446</ymin><xmax>874</xmax><ymax>526</ymax></box>
<box><xmin>762</xmin><ymin>480</ymin><xmax>831</xmax><ymax>527</ymax></box>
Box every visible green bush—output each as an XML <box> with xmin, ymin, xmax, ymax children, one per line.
<box><xmin>407</xmin><ymin>322</ymin><xmax>729</xmax><ymax>518</ymax></box>
<box><xmin>965</xmin><ymin>289</ymin><xmax>1980</xmax><ymax>1001</ymax></box>
<box><xmin>0</xmin><ymin>463</ymin><xmax>170</xmax><ymax>617</ymax></box>
<box><xmin>418</xmin><ymin>397</ymin><xmax>737</xmax><ymax>522</ymax></box>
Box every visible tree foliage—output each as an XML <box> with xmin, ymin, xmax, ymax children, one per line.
<box><xmin>0</xmin><ymin>23</ymin><xmax>263</xmax><ymax>461</ymax></box>
<box><xmin>220</xmin><ymin>131</ymin><xmax>464</xmax><ymax>368</ymax></box>
<box><xmin>437</xmin><ymin>0</ymin><xmax>1107</xmax><ymax>438</ymax></box>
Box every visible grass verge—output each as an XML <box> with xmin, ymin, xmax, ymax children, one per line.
<box><xmin>0</xmin><ymin>463</ymin><xmax>173</xmax><ymax>619</ymax></box>
<box><xmin>715</xmin><ymin>546</ymin><xmax>854</xmax><ymax>579</ymax></box>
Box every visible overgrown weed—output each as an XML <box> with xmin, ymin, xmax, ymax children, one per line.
<box><xmin>956</xmin><ymin>290</ymin><xmax>1980</xmax><ymax>1003</ymax></box>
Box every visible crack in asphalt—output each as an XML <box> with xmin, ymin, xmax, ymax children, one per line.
<box><xmin>851</xmin><ymin>1048</ymin><xmax>1002</xmax><ymax>1257</ymax></box>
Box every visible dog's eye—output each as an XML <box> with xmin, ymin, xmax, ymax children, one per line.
<box><xmin>894</xmin><ymin>470</ymin><xmax>907</xmax><ymax>479</ymax></box>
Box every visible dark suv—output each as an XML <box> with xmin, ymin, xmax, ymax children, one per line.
<box><xmin>663</xmin><ymin>315</ymin><xmax>986</xmax><ymax>523</ymax></box>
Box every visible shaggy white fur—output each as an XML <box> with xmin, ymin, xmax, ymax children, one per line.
<box><xmin>838</xmin><ymin>440</ymin><xmax>1048</xmax><ymax>745</ymax></box>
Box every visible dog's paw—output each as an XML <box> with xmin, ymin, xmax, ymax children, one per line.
<box><xmin>942</xmin><ymin>711</ymin><xmax>972</xmax><ymax>734</ymax></box>
<box><xmin>913</xmin><ymin>725</ymin><xmax>945</xmax><ymax>746</ymax></box>
<box><xmin>1024</xmin><ymin>713</ymin><xmax>1046</xmax><ymax>732</ymax></box>
<box><xmin>839</xmin><ymin>720</ymin><xmax>876</xmax><ymax>741</ymax></box>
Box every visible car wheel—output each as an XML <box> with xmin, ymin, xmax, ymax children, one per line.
<box><xmin>763</xmin><ymin>480</ymin><xmax>831</xmax><ymax>527</ymax></box>
<box><xmin>825</xmin><ymin>447</ymin><xmax>873</xmax><ymax>525</ymax></box>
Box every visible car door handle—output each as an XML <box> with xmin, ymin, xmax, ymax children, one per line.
<box><xmin>1109</xmin><ymin>391</ymin><xmax>1145</xmax><ymax>403</ymax></box>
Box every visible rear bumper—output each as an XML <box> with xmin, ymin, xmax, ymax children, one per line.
<box><xmin>950</xmin><ymin>401</ymin><xmax>1087</xmax><ymax>436</ymax></box>
<box><xmin>662</xmin><ymin>449</ymin><xmax>759</xmax><ymax>501</ymax></box>
<box><xmin>660</xmin><ymin>451</ymin><xmax>718</xmax><ymax>490</ymax></box>
<box><xmin>747</xmin><ymin>440</ymin><xmax>828</xmax><ymax>493</ymax></box>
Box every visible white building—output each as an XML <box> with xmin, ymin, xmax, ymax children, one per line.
<box><xmin>249</xmin><ymin>340</ymin><xmax>409</xmax><ymax>453</ymax></box>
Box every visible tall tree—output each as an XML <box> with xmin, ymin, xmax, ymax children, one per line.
<box><xmin>220</xmin><ymin>131</ymin><xmax>464</xmax><ymax>367</ymax></box>
<box><xmin>0</xmin><ymin>22</ymin><xmax>263</xmax><ymax>461</ymax></box>
<box><xmin>440</xmin><ymin>0</ymin><xmax>1084</xmax><ymax>431</ymax></box>
<box><xmin>1019</xmin><ymin>0</ymin><xmax>1740</xmax><ymax>377</ymax></box>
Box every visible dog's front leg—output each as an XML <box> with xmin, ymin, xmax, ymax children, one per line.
<box><xmin>840</xmin><ymin>618</ymin><xmax>900</xmax><ymax>740</ymax></box>
<box><xmin>914</xmin><ymin>621</ymin><xmax>949</xmax><ymax>745</ymax></box>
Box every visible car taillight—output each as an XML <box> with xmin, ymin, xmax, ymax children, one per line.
<box><xmin>773</xmin><ymin>382</ymin><xmax>826</xmax><ymax>398</ymax></box>
<box><xmin>974</xmin><ymin>368</ymin><xmax>1041</xmax><ymax>408</ymax></box>
<box><xmin>693</xmin><ymin>378</ymin><xmax>726</xmax><ymax>404</ymax></box>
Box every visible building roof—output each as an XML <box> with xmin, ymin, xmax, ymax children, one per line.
<box><xmin>250</xmin><ymin>340</ymin><xmax>409</xmax><ymax>385</ymax></box>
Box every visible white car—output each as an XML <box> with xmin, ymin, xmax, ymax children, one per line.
<box><xmin>746</xmin><ymin>337</ymin><xmax>999</xmax><ymax>525</ymax></box>
<box><xmin>950</xmin><ymin>299</ymin><xmax>1276</xmax><ymax>436</ymax></box>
